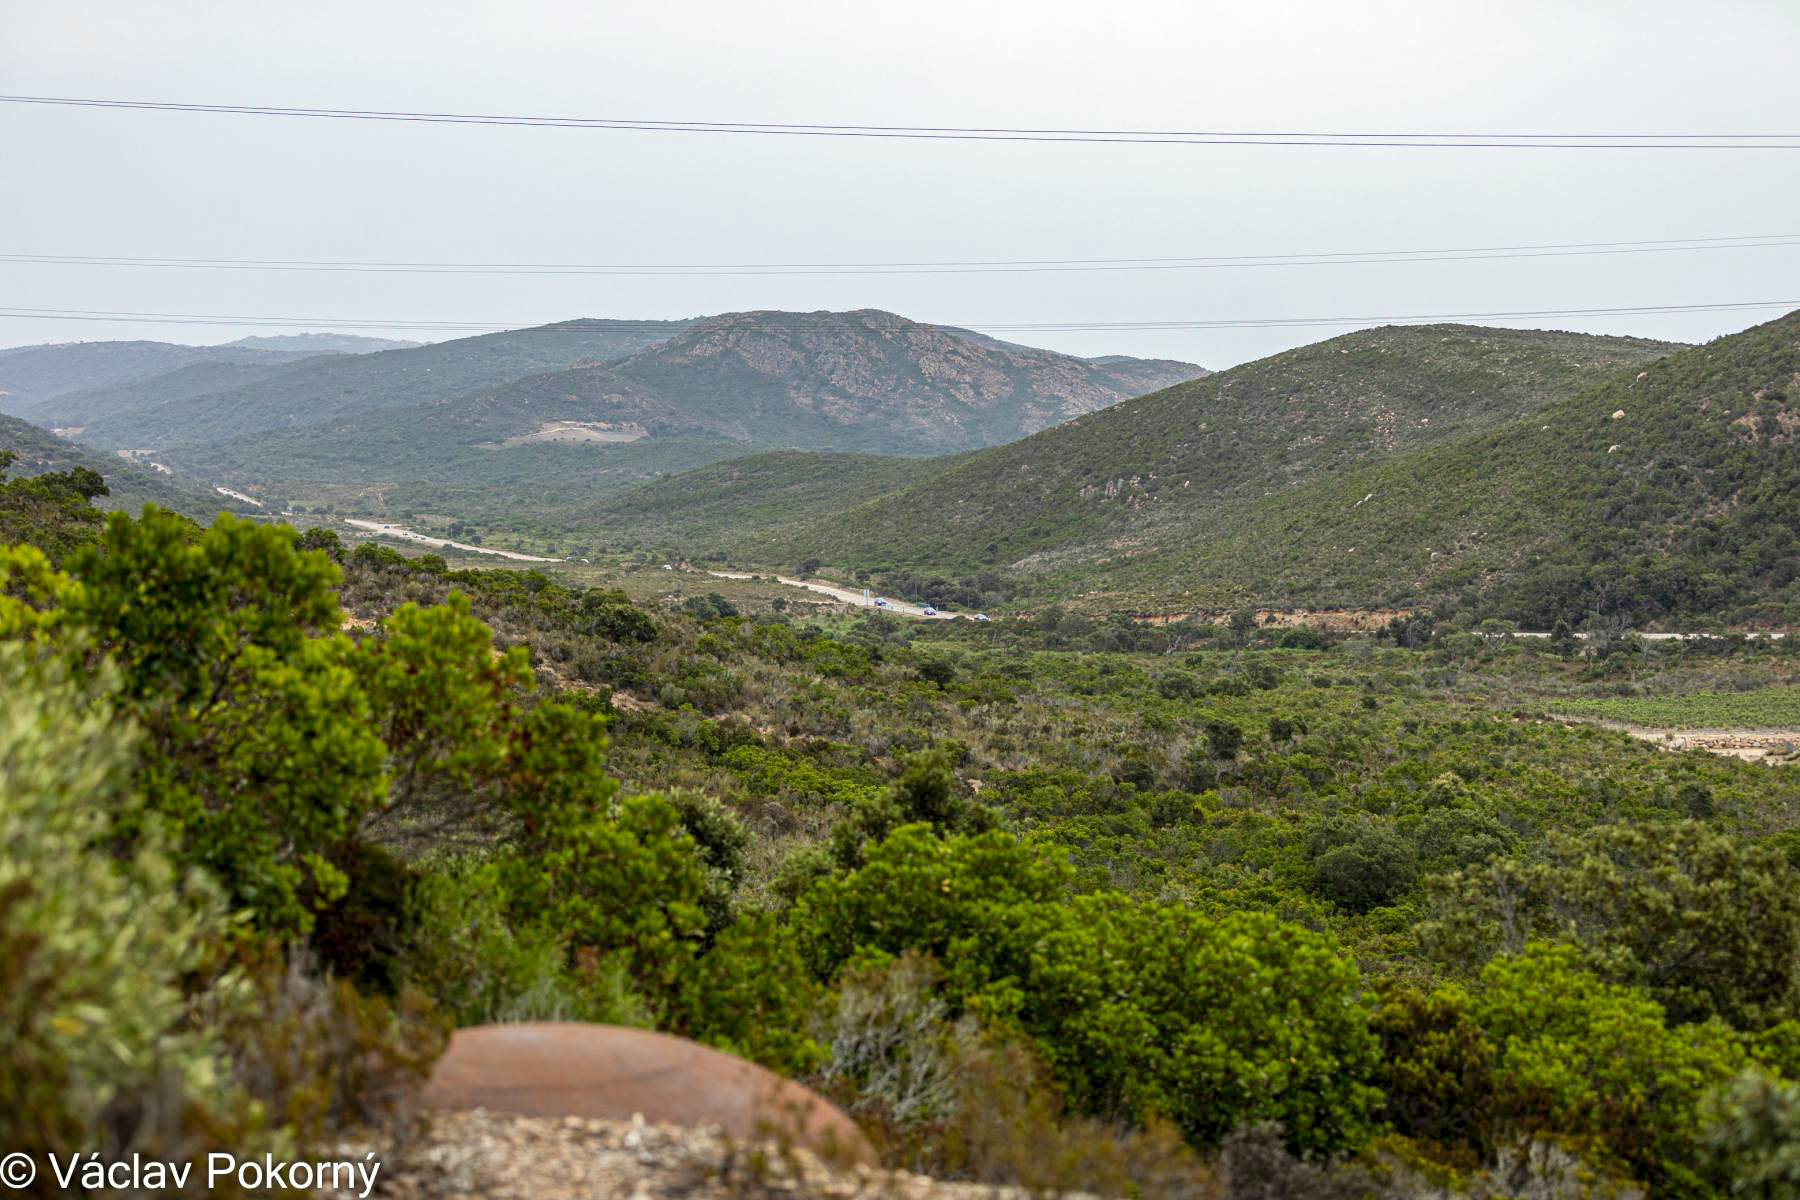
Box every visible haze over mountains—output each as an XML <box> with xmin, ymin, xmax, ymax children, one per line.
<box><xmin>23</xmin><ymin>319</ymin><xmax>698</xmax><ymax>447</ymax></box>
<box><xmin>0</xmin><ymin>332</ymin><xmax>421</xmax><ymax>428</ymax></box>
<box><xmin>588</xmin><ymin>312</ymin><xmax>1799</xmax><ymax>627</ymax></box>
<box><xmin>4</xmin><ymin>304</ymin><xmax>1796</xmax><ymax>627</ymax></box>
<box><xmin>578</xmin><ymin>323</ymin><xmax>1676</xmax><ymax>569</ymax></box>
<box><xmin>0</xmin><ymin>309</ymin><xmax>1209</xmax><ymax>512</ymax></box>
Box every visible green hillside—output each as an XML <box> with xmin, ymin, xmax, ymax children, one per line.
<box><xmin>70</xmin><ymin>318</ymin><xmax>698</xmax><ymax>448</ymax></box>
<box><xmin>158</xmin><ymin>309</ymin><xmax>1205</xmax><ymax>509</ymax></box>
<box><xmin>1150</xmin><ymin>310</ymin><xmax>1800</xmax><ymax>626</ymax></box>
<box><xmin>19</xmin><ymin>358</ymin><xmax>308</xmax><ymax>429</ymax></box>
<box><xmin>578</xmin><ymin>323</ymin><xmax>1678</xmax><ymax>584</ymax></box>
<box><xmin>0</xmin><ymin>339</ymin><xmax>315</xmax><ymax>416</ymax></box>
<box><xmin>0</xmin><ymin>412</ymin><xmax>245</xmax><ymax>521</ymax></box>
<box><xmin>575</xmin><ymin>450</ymin><xmax>944</xmax><ymax>548</ymax></box>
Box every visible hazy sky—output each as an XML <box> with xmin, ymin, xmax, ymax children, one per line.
<box><xmin>3</xmin><ymin>0</ymin><xmax>1797</xmax><ymax>366</ymax></box>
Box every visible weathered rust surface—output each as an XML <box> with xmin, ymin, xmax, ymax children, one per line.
<box><xmin>420</xmin><ymin>1023</ymin><xmax>872</xmax><ymax>1163</ymax></box>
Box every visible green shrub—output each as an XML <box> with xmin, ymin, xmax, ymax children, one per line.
<box><xmin>0</xmin><ymin>645</ymin><xmax>237</xmax><ymax>1171</ymax></box>
<box><xmin>405</xmin><ymin>859</ymin><xmax>647</xmax><ymax>1027</ymax></box>
<box><xmin>1369</xmin><ymin>982</ymin><xmax>1497</xmax><ymax>1165</ymax></box>
<box><xmin>1473</xmin><ymin>943</ymin><xmax>1747</xmax><ymax>1196</ymax></box>
<box><xmin>1306</xmin><ymin>820</ymin><xmax>1419</xmax><ymax>913</ymax></box>
<box><xmin>795</xmin><ymin>825</ymin><xmax>1381</xmax><ymax>1155</ymax></box>
<box><xmin>1699</xmin><ymin>1068</ymin><xmax>1800</xmax><ymax>1197</ymax></box>
<box><xmin>672</xmin><ymin>912</ymin><xmax>824</xmax><ymax>1074</ymax></box>
<box><xmin>66</xmin><ymin>508</ymin><xmax>387</xmax><ymax>934</ymax></box>
<box><xmin>1427</xmin><ymin>822</ymin><xmax>1800</xmax><ymax>1029</ymax></box>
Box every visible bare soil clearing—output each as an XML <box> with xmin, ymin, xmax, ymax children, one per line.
<box><xmin>1554</xmin><ymin>716</ymin><xmax>1800</xmax><ymax>763</ymax></box>
<box><xmin>1613</xmin><ymin>723</ymin><xmax>1800</xmax><ymax>763</ymax></box>
<box><xmin>485</xmin><ymin>420</ymin><xmax>649</xmax><ymax>448</ymax></box>
<box><xmin>1133</xmin><ymin>608</ymin><xmax>1419</xmax><ymax>631</ymax></box>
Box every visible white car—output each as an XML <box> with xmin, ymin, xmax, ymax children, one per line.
<box><xmin>973</xmin><ymin>613</ymin><xmax>991</xmax><ymax>622</ymax></box>
<box><xmin>922</xmin><ymin>606</ymin><xmax>938</xmax><ymax>616</ymax></box>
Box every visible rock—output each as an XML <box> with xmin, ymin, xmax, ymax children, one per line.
<box><xmin>331</xmin><ymin>1110</ymin><xmax>1002</xmax><ymax>1200</ymax></box>
<box><xmin>421</xmin><ymin>1023</ymin><xmax>873</xmax><ymax>1164</ymax></box>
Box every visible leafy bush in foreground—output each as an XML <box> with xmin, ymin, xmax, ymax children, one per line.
<box><xmin>0</xmin><ymin>644</ymin><xmax>235</xmax><ymax>1173</ymax></box>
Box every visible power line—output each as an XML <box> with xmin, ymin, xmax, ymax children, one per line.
<box><xmin>3</xmin><ymin>95</ymin><xmax>1797</xmax><ymax>149</ymax></box>
<box><xmin>3</xmin><ymin>234</ymin><xmax>1797</xmax><ymax>277</ymax></box>
<box><xmin>0</xmin><ymin>300</ymin><xmax>1791</xmax><ymax>336</ymax></box>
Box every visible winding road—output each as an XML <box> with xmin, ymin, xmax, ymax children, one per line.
<box><xmin>343</xmin><ymin>518</ymin><xmax>561</xmax><ymax>563</ymax></box>
<box><xmin>706</xmin><ymin>570</ymin><xmax>957</xmax><ymax>619</ymax></box>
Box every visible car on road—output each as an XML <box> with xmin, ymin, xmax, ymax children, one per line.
<box><xmin>922</xmin><ymin>606</ymin><xmax>937</xmax><ymax>616</ymax></box>
<box><xmin>874</xmin><ymin>597</ymin><xmax>888</xmax><ymax>607</ymax></box>
<box><xmin>973</xmin><ymin>613</ymin><xmax>991</xmax><ymax>622</ymax></box>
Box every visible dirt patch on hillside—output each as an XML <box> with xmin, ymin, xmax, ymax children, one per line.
<box><xmin>486</xmin><ymin>420</ymin><xmax>649</xmax><ymax>449</ymax></box>
<box><xmin>1617</xmin><ymin>725</ymin><xmax>1800</xmax><ymax>763</ymax></box>
<box><xmin>1134</xmin><ymin>608</ymin><xmax>1421</xmax><ymax>632</ymax></box>
<box><xmin>1558</xmin><ymin>717</ymin><xmax>1800</xmax><ymax>763</ymax></box>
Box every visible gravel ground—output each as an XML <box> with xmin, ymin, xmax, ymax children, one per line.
<box><xmin>334</xmin><ymin>1110</ymin><xmax>1020</xmax><ymax>1200</ymax></box>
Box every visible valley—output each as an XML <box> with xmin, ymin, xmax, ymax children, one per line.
<box><xmin>9</xmin><ymin>296</ymin><xmax>1800</xmax><ymax>1200</ymax></box>
<box><xmin>9</xmin><ymin>5</ymin><xmax>1800</xmax><ymax>1196</ymax></box>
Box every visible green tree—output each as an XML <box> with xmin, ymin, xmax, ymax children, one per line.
<box><xmin>1473</xmin><ymin>943</ymin><xmax>1746</xmax><ymax>1196</ymax></box>
<box><xmin>1310</xmin><ymin>824</ymin><xmax>1419</xmax><ymax>913</ymax></box>
<box><xmin>354</xmin><ymin>592</ymin><xmax>533</xmax><ymax>842</ymax></box>
<box><xmin>1425</xmin><ymin>822</ymin><xmax>1800</xmax><ymax>1029</ymax></box>
<box><xmin>0</xmin><ymin>452</ymin><xmax>109</xmax><ymax>563</ymax></box>
<box><xmin>1700</xmin><ymin>1069</ymin><xmax>1800</xmax><ymax>1198</ymax></box>
<box><xmin>0</xmin><ymin>644</ymin><xmax>236</xmax><ymax>1167</ymax></box>
<box><xmin>795</xmin><ymin>826</ymin><xmax>1381</xmax><ymax>1155</ymax></box>
<box><xmin>65</xmin><ymin>509</ymin><xmax>385</xmax><ymax>933</ymax></box>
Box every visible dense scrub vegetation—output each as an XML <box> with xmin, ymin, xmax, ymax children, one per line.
<box><xmin>1164</xmin><ymin>312</ymin><xmax>1800</xmax><ymax>628</ymax></box>
<box><xmin>569</xmin><ymin>314</ymin><xmax>1800</xmax><ymax>632</ymax></box>
<box><xmin>0</xmin><ymin>415</ymin><xmax>239</xmax><ymax>523</ymax></box>
<box><xmin>1554</xmin><ymin>684</ymin><xmax>1800</xmax><ymax>729</ymax></box>
<box><xmin>566</xmin><ymin>323</ymin><xmax>1678</xmax><ymax>604</ymax></box>
<box><xmin>4</xmin><ymin>470</ymin><xmax>1800</xmax><ymax>1196</ymax></box>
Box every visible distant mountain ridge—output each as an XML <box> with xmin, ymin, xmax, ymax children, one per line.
<box><xmin>223</xmin><ymin>333</ymin><xmax>422</xmax><ymax>353</ymax></box>
<box><xmin>591</xmin><ymin>314</ymin><xmax>1800</xmax><ymax>627</ymax></box>
<box><xmin>21</xmin><ymin>360</ymin><xmax>309</xmax><ymax>432</ymax></box>
<box><xmin>68</xmin><ymin>318</ymin><xmax>700</xmax><ymax>449</ymax></box>
<box><xmin>136</xmin><ymin>310</ymin><xmax>1205</xmax><ymax>510</ymax></box>
<box><xmin>590</xmin><ymin>322</ymin><xmax>1673</xmax><ymax>580</ymax></box>
<box><xmin>0</xmin><ymin>340</ymin><xmax>322</xmax><ymax>417</ymax></box>
<box><xmin>420</xmin><ymin>309</ymin><xmax>1211</xmax><ymax>454</ymax></box>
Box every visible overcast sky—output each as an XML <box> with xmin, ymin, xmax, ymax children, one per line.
<box><xmin>2</xmin><ymin>0</ymin><xmax>1796</xmax><ymax>366</ymax></box>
